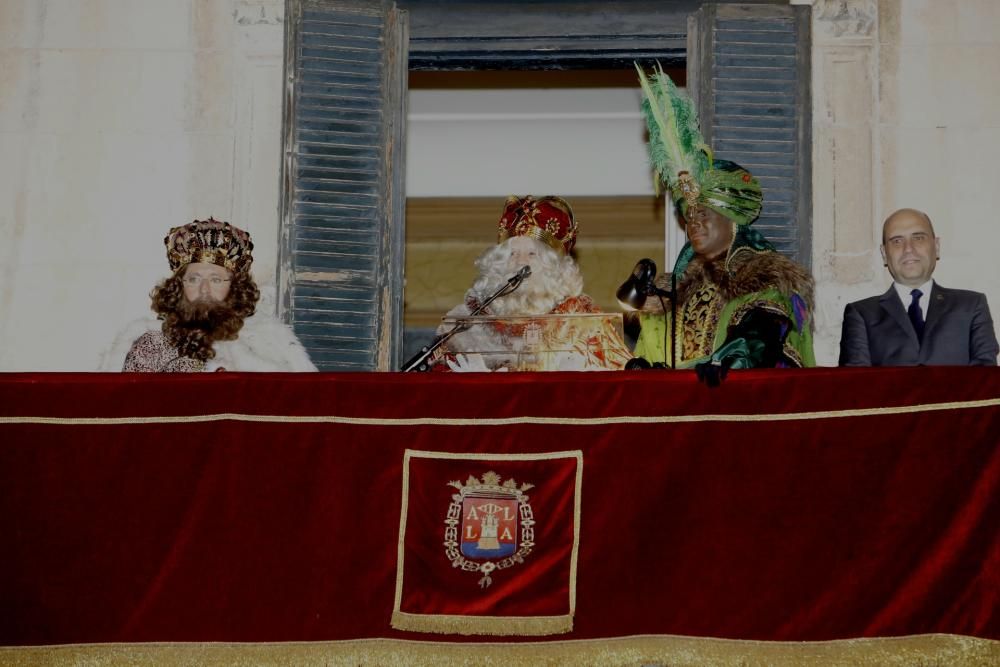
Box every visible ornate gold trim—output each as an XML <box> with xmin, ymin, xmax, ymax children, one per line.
<box><xmin>392</xmin><ymin>450</ymin><xmax>583</xmax><ymax>636</ymax></box>
<box><xmin>4</xmin><ymin>397</ymin><xmax>999</xmax><ymax>427</ymax></box>
<box><xmin>497</xmin><ymin>224</ymin><xmax>566</xmax><ymax>256</ymax></box>
<box><xmin>390</xmin><ymin>611</ymin><xmax>572</xmax><ymax>636</ymax></box>
<box><xmin>2</xmin><ymin>633</ymin><xmax>996</xmax><ymax>666</ymax></box>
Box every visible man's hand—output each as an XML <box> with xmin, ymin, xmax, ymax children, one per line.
<box><xmin>446</xmin><ymin>353</ymin><xmax>508</xmax><ymax>373</ymax></box>
<box><xmin>695</xmin><ymin>358</ymin><xmax>729</xmax><ymax>387</ymax></box>
<box><xmin>695</xmin><ymin>337</ymin><xmax>757</xmax><ymax>386</ymax></box>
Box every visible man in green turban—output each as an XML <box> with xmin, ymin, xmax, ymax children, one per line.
<box><xmin>629</xmin><ymin>65</ymin><xmax>815</xmax><ymax>383</ymax></box>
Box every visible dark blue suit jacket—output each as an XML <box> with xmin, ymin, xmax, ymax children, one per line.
<box><xmin>839</xmin><ymin>282</ymin><xmax>998</xmax><ymax>366</ymax></box>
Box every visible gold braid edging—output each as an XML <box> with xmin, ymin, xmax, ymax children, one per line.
<box><xmin>390</xmin><ymin>611</ymin><xmax>572</xmax><ymax>636</ymax></box>
<box><xmin>1</xmin><ymin>633</ymin><xmax>996</xmax><ymax>667</ymax></box>
<box><xmin>2</xmin><ymin>397</ymin><xmax>999</xmax><ymax>426</ymax></box>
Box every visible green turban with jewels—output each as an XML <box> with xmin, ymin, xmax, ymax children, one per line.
<box><xmin>694</xmin><ymin>159</ymin><xmax>763</xmax><ymax>226</ymax></box>
<box><xmin>637</xmin><ymin>63</ymin><xmax>763</xmax><ymax>225</ymax></box>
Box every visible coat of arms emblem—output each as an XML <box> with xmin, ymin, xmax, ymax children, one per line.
<box><xmin>444</xmin><ymin>471</ymin><xmax>535</xmax><ymax>588</ymax></box>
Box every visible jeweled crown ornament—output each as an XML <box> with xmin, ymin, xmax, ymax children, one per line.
<box><xmin>165</xmin><ymin>217</ymin><xmax>254</xmax><ymax>274</ymax></box>
<box><xmin>497</xmin><ymin>195</ymin><xmax>578</xmax><ymax>255</ymax></box>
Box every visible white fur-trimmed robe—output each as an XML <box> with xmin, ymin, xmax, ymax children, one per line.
<box><xmin>99</xmin><ymin>313</ymin><xmax>317</xmax><ymax>372</ymax></box>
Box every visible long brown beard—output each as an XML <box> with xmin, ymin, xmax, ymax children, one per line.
<box><xmin>164</xmin><ymin>298</ymin><xmax>247</xmax><ymax>362</ymax></box>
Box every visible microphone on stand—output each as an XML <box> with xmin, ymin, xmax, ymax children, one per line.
<box><xmin>508</xmin><ymin>265</ymin><xmax>531</xmax><ymax>284</ymax></box>
<box><xmin>400</xmin><ymin>265</ymin><xmax>532</xmax><ymax>372</ymax></box>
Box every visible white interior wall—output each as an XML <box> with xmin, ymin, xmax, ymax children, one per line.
<box><xmin>406</xmin><ymin>86</ymin><xmax>683</xmax><ymax>270</ymax></box>
<box><xmin>1</xmin><ymin>0</ymin><xmax>997</xmax><ymax>370</ymax></box>
<box><xmin>406</xmin><ymin>87</ymin><xmax>654</xmax><ymax>197</ymax></box>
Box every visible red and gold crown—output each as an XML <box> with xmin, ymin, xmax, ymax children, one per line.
<box><xmin>496</xmin><ymin>195</ymin><xmax>578</xmax><ymax>255</ymax></box>
<box><xmin>164</xmin><ymin>218</ymin><xmax>254</xmax><ymax>275</ymax></box>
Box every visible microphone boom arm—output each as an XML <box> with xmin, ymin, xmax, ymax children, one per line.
<box><xmin>400</xmin><ymin>267</ymin><xmax>530</xmax><ymax>372</ymax></box>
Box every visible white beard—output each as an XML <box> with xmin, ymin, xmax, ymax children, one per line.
<box><xmin>471</xmin><ymin>263</ymin><xmax>566</xmax><ymax>317</ymax></box>
<box><xmin>476</xmin><ymin>276</ymin><xmax>563</xmax><ymax>317</ymax></box>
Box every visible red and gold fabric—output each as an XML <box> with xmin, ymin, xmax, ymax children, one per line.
<box><xmin>1</xmin><ymin>368</ymin><xmax>998</xmax><ymax>664</ymax></box>
<box><xmin>392</xmin><ymin>450</ymin><xmax>582</xmax><ymax>635</ymax></box>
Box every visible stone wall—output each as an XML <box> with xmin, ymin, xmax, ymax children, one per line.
<box><xmin>808</xmin><ymin>0</ymin><xmax>1000</xmax><ymax>364</ymax></box>
<box><xmin>1</xmin><ymin>0</ymin><xmax>997</xmax><ymax>369</ymax></box>
<box><xmin>0</xmin><ymin>0</ymin><xmax>284</xmax><ymax>370</ymax></box>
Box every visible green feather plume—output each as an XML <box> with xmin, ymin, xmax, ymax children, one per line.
<box><xmin>635</xmin><ymin>62</ymin><xmax>712</xmax><ymax>197</ymax></box>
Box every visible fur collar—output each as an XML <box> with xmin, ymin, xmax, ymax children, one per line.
<box><xmin>649</xmin><ymin>248</ymin><xmax>814</xmax><ymax>314</ymax></box>
<box><xmin>99</xmin><ymin>311</ymin><xmax>317</xmax><ymax>372</ymax></box>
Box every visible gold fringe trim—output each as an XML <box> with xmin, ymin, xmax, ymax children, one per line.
<box><xmin>2</xmin><ymin>633</ymin><xmax>996</xmax><ymax>667</ymax></box>
<box><xmin>390</xmin><ymin>611</ymin><xmax>572</xmax><ymax>636</ymax></box>
<box><xmin>2</xmin><ymin>396</ymin><xmax>999</xmax><ymax>427</ymax></box>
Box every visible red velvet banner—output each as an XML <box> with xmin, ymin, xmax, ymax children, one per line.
<box><xmin>392</xmin><ymin>451</ymin><xmax>581</xmax><ymax>635</ymax></box>
<box><xmin>1</xmin><ymin>368</ymin><xmax>998</xmax><ymax>647</ymax></box>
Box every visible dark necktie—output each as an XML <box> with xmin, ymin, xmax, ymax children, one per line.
<box><xmin>907</xmin><ymin>288</ymin><xmax>924</xmax><ymax>341</ymax></box>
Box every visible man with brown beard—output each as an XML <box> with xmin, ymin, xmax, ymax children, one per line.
<box><xmin>428</xmin><ymin>195</ymin><xmax>631</xmax><ymax>372</ymax></box>
<box><xmin>103</xmin><ymin>218</ymin><xmax>316</xmax><ymax>372</ymax></box>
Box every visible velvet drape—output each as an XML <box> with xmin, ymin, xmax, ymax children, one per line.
<box><xmin>1</xmin><ymin>368</ymin><xmax>997</xmax><ymax>647</ymax></box>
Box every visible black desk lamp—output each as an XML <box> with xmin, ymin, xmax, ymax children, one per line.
<box><xmin>616</xmin><ymin>259</ymin><xmax>675</xmax><ymax>369</ymax></box>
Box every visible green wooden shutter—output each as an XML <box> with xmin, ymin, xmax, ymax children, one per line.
<box><xmin>280</xmin><ymin>0</ymin><xmax>408</xmax><ymax>370</ymax></box>
<box><xmin>689</xmin><ymin>2</ymin><xmax>811</xmax><ymax>265</ymax></box>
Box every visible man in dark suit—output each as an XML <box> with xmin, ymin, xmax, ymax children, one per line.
<box><xmin>839</xmin><ymin>208</ymin><xmax>998</xmax><ymax>366</ymax></box>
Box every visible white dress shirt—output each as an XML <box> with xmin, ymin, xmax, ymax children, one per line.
<box><xmin>893</xmin><ymin>278</ymin><xmax>933</xmax><ymax>320</ymax></box>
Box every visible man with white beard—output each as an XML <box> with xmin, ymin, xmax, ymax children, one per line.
<box><xmin>429</xmin><ymin>195</ymin><xmax>630</xmax><ymax>372</ymax></box>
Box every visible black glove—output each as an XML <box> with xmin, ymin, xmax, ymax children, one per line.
<box><xmin>695</xmin><ymin>358</ymin><xmax>730</xmax><ymax>387</ymax></box>
<box><xmin>694</xmin><ymin>338</ymin><xmax>754</xmax><ymax>387</ymax></box>
<box><xmin>624</xmin><ymin>358</ymin><xmax>670</xmax><ymax>370</ymax></box>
